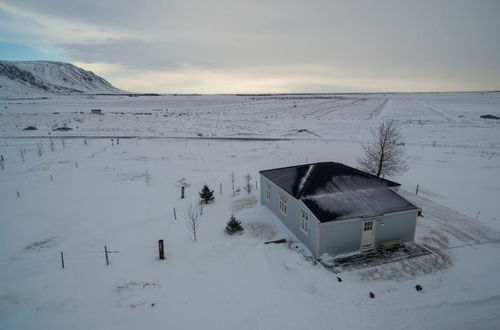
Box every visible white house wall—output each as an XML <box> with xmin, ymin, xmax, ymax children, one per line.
<box><xmin>259</xmin><ymin>174</ymin><xmax>319</xmax><ymax>257</ymax></box>
<box><xmin>375</xmin><ymin>210</ymin><xmax>417</xmax><ymax>245</ymax></box>
<box><xmin>318</xmin><ymin>210</ymin><xmax>418</xmax><ymax>257</ymax></box>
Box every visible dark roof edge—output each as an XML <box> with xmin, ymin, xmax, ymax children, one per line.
<box><xmin>314</xmin><ymin>203</ymin><xmax>420</xmax><ymax>223</ymax></box>
<box><xmin>259</xmin><ymin>162</ymin><xmax>401</xmax><ymax>187</ymax></box>
<box><xmin>332</xmin><ymin>162</ymin><xmax>401</xmax><ymax>187</ymax></box>
<box><xmin>259</xmin><ymin>162</ymin><xmax>318</xmax><ymax>174</ymax></box>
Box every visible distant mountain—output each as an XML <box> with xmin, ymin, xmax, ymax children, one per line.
<box><xmin>0</xmin><ymin>60</ymin><xmax>124</xmax><ymax>96</ymax></box>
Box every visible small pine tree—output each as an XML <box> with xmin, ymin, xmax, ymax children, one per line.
<box><xmin>225</xmin><ymin>215</ymin><xmax>243</xmax><ymax>235</ymax></box>
<box><xmin>199</xmin><ymin>185</ymin><xmax>215</xmax><ymax>204</ymax></box>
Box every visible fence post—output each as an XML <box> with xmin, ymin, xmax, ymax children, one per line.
<box><xmin>173</xmin><ymin>207</ymin><xmax>177</xmax><ymax>220</ymax></box>
<box><xmin>61</xmin><ymin>251</ymin><xmax>65</xmax><ymax>269</ymax></box>
<box><xmin>416</xmin><ymin>184</ymin><xmax>419</xmax><ymax>195</ymax></box>
<box><xmin>181</xmin><ymin>186</ymin><xmax>185</xmax><ymax>199</ymax></box>
<box><xmin>158</xmin><ymin>240</ymin><xmax>165</xmax><ymax>260</ymax></box>
<box><xmin>104</xmin><ymin>245</ymin><xmax>109</xmax><ymax>265</ymax></box>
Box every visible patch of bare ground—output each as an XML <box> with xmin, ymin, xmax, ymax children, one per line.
<box><xmin>244</xmin><ymin>221</ymin><xmax>276</xmax><ymax>240</ymax></box>
<box><xmin>358</xmin><ymin>253</ymin><xmax>451</xmax><ymax>281</ymax></box>
<box><xmin>231</xmin><ymin>196</ymin><xmax>258</xmax><ymax>213</ymax></box>
<box><xmin>114</xmin><ymin>281</ymin><xmax>159</xmax><ymax>308</ymax></box>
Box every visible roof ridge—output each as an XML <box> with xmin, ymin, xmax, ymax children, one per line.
<box><xmin>296</xmin><ymin>164</ymin><xmax>317</xmax><ymax>198</ymax></box>
<box><xmin>259</xmin><ymin>161</ymin><xmax>337</xmax><ymax>174</ymax></box>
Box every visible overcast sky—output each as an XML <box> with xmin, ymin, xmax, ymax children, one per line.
<box><xmin>1</xmin><ymin>0</ymin><xmax>499</xmax><ymax>93</ymax></box>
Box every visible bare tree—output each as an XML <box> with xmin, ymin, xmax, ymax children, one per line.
<box><xmin>36</xmin><ymin>143</ymin><xmax>44</xmax><ymax>157</ymax></box>
<box><xmin>19</xmin><ymin>147</ymin><xmax>26</xmax><ymax>162</ymax></box>
<box><xmin>243</xmin><ymin>173</ymin><xmax>252</xmax><ymax>194</ymax></box>
<box><xmin>357</xmin><ymin>120</ymin><xmax>408</xmax><ymax>178</ymax></box>
<box><xmin>231</xmin><ymin>172</ymin><xmax>236</xmax><ymax>197</ymax></box>
<box><xmin>49</xmin><ymin>138</ymin><xmax>55</xmax><ymax>152</ymax></box>
<box><xmin>185</xmin><ymin>204</ymin><xmax>201</xmax><ymax>242</ymax></box>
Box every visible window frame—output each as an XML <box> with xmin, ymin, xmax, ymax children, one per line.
<box><xmin>300</xmin><ymin>210</ymin><xmax>309</xmax><ymax>234</ymax></box>
<box><xmin>279</xmin><ymin>194</ymin><xmax>287</xmax><ymax>215</ymax></box>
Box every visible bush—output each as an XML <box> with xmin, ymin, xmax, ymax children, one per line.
<box><xmin>199</xmin><ymin>185</ymin><xmax>215</xmax><ymax>204</ymax></box>
<box><xmin>53</xmin><ymin>126</ymin><xmax>73</xmax><ymax>131</ymax></box>
<box><xmin>225</xmin><ymin>215</ymin><xmax>243</xmax><ymax>235</ymax></box>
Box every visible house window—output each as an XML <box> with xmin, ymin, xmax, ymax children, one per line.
<box><xmin>300</xmin><ymin>210</ymin><xmax>309</xmax><ymax>234</ymax></box>
<box><xmin>266</xmin><ymin>183</ymin><xmax>271</xmax><ymax>201</ymax></box>
<box><xmin>363</xmin><ymin>221</ymin><xmax>373</xmax><ymax>231</ymax></box>
<box><xmin>279</xmin><ymin>194</ymin><xmax>287</xmax><ymax>215</ymax></box>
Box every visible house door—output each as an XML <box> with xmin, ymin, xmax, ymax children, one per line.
<box><xmin>360</xmin><ymin>221</ymin><xmax>375</xmax><ymax>251</ymax></box>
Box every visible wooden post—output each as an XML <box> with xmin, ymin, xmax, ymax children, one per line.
<box><xmin>0</xmin><ymin>155</ymin><xmax>3</xmax><ymax>162</ymax></box>
<box><xmin>84</xmin><ymin>139</ymin><xmax>87</xmax><ymax>146</ymax></box>
<box><xmin>50</xmin><ymin>175</ymin><xmax>53</xmax><ymax>181</ymax></box>
<box><xmin>75</xmin><ymin>162</ymin><xmax>78</xmax><ymax>168</ymax></box>
<box><xmin>173</xmin><ymin>207</ymin><xmax>177</xmax><ymax>220</ymax></box>
<box><xmin>416</xmin><ymin>184</ymin><xmax>419</xmax><ymax>195</ymax></box>
<box><xmin>61</xmin><ymin>251</ymin><xmax>65</xmax><ymax>269</ymax></box>
<box><xmin>117</xmin><ymin>138</ymin><xmax>120</xmax><ymax>145</ymax></box>
<box><xmin>104</xmin><ymin>245</ymin><xmax>109</xmax><ymax>265</ymax></box>
<box><xmin>17</xmin><ymin>191</ymin><xmax>20</xmax><ymax>198</ymax></box>
<box><xmin>181</xmin><ymin>186</ymin><xmax>185</xmax><ymax>199</ymax></box>
<box><xmin>158</xmin><ymin>240</ymin><xmax>165</xmax><ymax>260</ymax></box>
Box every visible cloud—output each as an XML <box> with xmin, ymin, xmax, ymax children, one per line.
<box><xmin>1</xmin><ymin>0</ymin><xmax>500</xmax><ymax>92</ymax></box>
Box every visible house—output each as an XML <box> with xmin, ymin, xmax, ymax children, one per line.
<box><xmin>90</xmin><ymin>109</ymin><xmax>103</xmax><ymax>115</ymax></box>
<box><xmin>259</xmin><ymin>162</ymin><xmax>419</xmax><ymax>258</ymax></box>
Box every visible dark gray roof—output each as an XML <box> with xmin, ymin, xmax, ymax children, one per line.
<box><xmin>260</xmin><ymin>162</ymin><xmax>417</xmax><ymax>222</ymax></box>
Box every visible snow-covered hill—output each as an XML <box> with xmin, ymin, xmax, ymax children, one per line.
<box><xmin>0</xmin><ymin>61</ymin><xmax>124</xmax><ymax>96</ymax></box>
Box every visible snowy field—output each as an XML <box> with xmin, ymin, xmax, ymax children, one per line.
<box><xmin>1</xmin><ymin>92</ymin><xmax>500</xmax><ymax>329</ymax></box>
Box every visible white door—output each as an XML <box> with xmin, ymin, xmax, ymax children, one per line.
<box><xmin>360</xmin><ymin>221</ymin><xmax>376</xmax><ymax>251</ymax></box>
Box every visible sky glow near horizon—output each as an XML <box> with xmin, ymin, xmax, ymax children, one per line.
<box><xmin>0</xmin><ymin>0</ymin><xmax>499</xmax><ymax>93</ymax></box>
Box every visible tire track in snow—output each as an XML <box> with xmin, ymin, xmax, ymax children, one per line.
<box><xmin>311</xmin><ymin>99</ymin><xmax>365</xmax><ymax>119</ymax></box>
<box><xmin>367</xmin><ymin>98</ymin><xmax>389</xmax><ymax>120</ymax></box>
<box><xmin>414</xmin><ymin>99</ymin><xmax>460</xmax><ymax>123</ymax></box>
<box><xmin>300</xmin><ymin>100</ymin><xmax>340</xmax><ymax>117</ymax></box>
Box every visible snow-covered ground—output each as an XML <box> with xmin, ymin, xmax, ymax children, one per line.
<box><xmin>1</xmin><ymin>92</ymin><xmax>500</xmax><ymax>329</ymax></box>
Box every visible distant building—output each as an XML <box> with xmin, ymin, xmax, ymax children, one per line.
<box><xmin>90</xmin><ymin>109</ymin><xmax>103</xmax><ymax>114</ymax></box>
<box><xmin>259</xmin><ymin>162</ymin><xmax>419</xmax><ymax>258</ymax></box>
